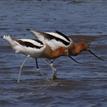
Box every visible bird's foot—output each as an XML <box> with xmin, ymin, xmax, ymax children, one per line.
<box><xmin>36</xmin><ymin>68</ymin><xmax>40</xmax><ymax>72</ymax></box>
<box><xmin>51</xmin><ymin>73</ymin><xmax>57</xmax><ymax>80</ymax></box>
<box><xmin>34</xmin><ymin>68</ymin><xmax>43</xmax><ymax>76</ymax></box>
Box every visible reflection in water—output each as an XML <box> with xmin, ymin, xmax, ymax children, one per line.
<box><xmin>0</xmin><ymin>0</ymin><xmax>107</xmax><ymax>107</ymax></box>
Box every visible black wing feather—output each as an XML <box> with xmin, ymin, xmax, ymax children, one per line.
<box><xmin>17</xmin><ymin>40</ymin><xmax>42</xmax><ymax>49</ymax></box>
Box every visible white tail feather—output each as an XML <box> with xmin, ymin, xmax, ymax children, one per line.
<box><xmin>3</xmin><ymin>35</ymin><xmax>12</xmax><ymax>41</ymax></box>
<box><xmin>3</xmin><ymin>35</ymin><xmax>18</xmax><ymax>48</ymax></box>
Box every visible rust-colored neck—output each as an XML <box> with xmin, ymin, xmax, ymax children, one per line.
<box><xmin>68</xmin><ymin>42</ymin><xmax>88</xmax><ymax>56</ymax></box>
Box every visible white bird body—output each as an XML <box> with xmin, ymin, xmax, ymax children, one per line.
<box><xmin>3</xmin><ymin>35</ymin><xmax>67</xmax><ymax>82</ymax></box>
<box><xmin>3</xmin><ymin>35</ymin><xmax>46</xmax><ymax>58</ymax></box>
<box><xmin>46</xmin><ymin>39</ymin><xmax>63</xmax><ymax>50</ymax></box>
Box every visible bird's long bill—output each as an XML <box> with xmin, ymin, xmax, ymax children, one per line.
<box><xmin>88</xmin><ymin>49</ymin><xmax>104</xmax><ymax>61</ymax></box>
<box><xmin>68</xmin><ymin>56</ymin><xmax>81</xmax><ymax>64</ymax></box>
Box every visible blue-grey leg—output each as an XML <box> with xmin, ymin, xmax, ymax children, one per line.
<box><xmin>17</xmin><ymin>55</ymin><xmax>30</xmax><ymax>83</ymax></box>
<box><xmin>34</xmin><ymin>58</ymin><xmax>43</xmax><ymax>76</ymax></box>
<box><xmin>44</xmin><ymin>59</ymin><xmax>57</xmax><ymax>80</ymax></box>
<box><xmin>35</xmin><ymin>58</ymin><xmax>40</xmax><ymax>71</ymax></box>
<box><xmin>50</xmin><ymin>60</ymin><xmax>57</xmax><ymax>80</ymax></box>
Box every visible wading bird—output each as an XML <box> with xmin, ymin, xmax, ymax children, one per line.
<box><xmin>3</xmin><ymin>35</ymin><xmax>70</xmax><ymax>82</ymax></box>
<box><xmin>27</xmin><ymin>29</ymin><xmax>104</xmax><ymax>78</ymax></box>
<box><xmin>27</xmin><ymin>29</ymin><xmax>103</xmax><ymax>61</ymax></box>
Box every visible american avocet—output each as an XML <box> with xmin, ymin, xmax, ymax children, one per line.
<box><xmin>45</xmin><ymin>30</ymin><xmax>103</xmax><ymax>60</ymax></box>
<box><xmin>26</xmin><ymin>29</ymin><xmax>103</xmax><ymax>80</ymax></box>
<box><xmin>3</xmin><ymin>35</ymin><xmax>45</xmax><ymax>82</ymax></box>
<box><xmin>3</xmin><ymin>35</ymin><xmax>68</xmax><ymax>82</ymax></box>
<box><xmin>25</xmin><ymin>29</ymin><xmax>83</xmax><ymax>79</ymax></box>
<box><xmin>28</xmin><ymin>29</ymin><xmax>103</xmax><ymax>61</ymax></box>
<box><xmin>47</xmin><ymin>32</ymin><xmax>104</xmax><ymax>61</ymax></box>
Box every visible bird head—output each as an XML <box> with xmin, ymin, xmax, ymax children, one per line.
<box><xmin>68</xmin><ymin>41</ymin><xmax>104</xmax><ymax>61</ymax></box>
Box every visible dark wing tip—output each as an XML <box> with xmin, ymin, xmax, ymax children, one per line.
<box><xmin>55</xmin><ymin>30</ymin><xmax>70</xmax><ymax>42</ymax></box>
<box><xmin>55</xmin><ymin>31</ymin><xmax>66</xmax><ymax>36</ymax></box>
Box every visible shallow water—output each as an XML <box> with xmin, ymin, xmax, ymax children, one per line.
<box><xmin>0</xmin><ymin>0</ymin><xmax>107</xmax><ymax>107</ymax></box>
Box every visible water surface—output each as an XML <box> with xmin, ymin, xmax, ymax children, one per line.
<box><xmin>0</xmin><ymin>0</ymin><xmax>107</xmax><ymax>107</ymax></box>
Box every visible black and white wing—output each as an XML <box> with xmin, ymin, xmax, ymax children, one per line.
<box><xmin>27</xmin><ymin>29</ymin><xmax>73</xmax><ymax>48</ymax></box>
<box><xmin>17</xmin><ymin>39</ymin><xmax>44</xmax><ymax>49</ymax></box>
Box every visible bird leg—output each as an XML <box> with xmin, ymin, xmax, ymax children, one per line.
<box><xmin>34</xmin><ymin>58</ymin><xmax>44</xmax><ymax>76</ymax></box>
<box><xmin>68</xmin><ymin>56</ymin><xmax>81</xmax><ymax>64</ymax></box>
<box><xmin>17</xmin><ymin>55</ymin><xmax>30</xmax><ymax>83</ymax></box>
<box><xmin>35</xmin><ymin>58</ymin><xmax>40</xmax><ymax>71</ymax></box>
<box><xmin>44</xmin><ymin>59</ymin><xmax>57</xmax><ymax>80</ymax></box>
<box><xmin>50</xmin><ymin>60</ymin><xmax>57</xmax><ymax>80</ymax></box>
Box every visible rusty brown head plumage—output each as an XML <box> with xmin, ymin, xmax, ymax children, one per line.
<box><xmin>68</xmin><ymin>41</ymin><xmax>104</xmax><ymax>61</ymax></box>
